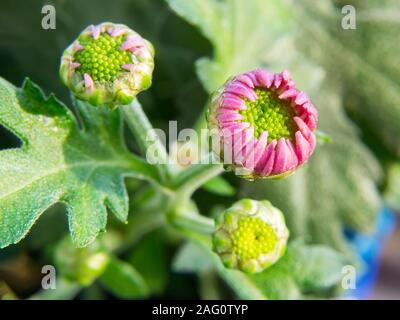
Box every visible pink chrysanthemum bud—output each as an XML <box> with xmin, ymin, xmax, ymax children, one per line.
<box><xmin>207</xmin><ymin>69</ymin><xmax>318</xmax><ymax>179</ymax></box>
<box><xmin>60</xmin><ymin>22</ymin><xmax>154</xmax><ymax>106</ymax></box>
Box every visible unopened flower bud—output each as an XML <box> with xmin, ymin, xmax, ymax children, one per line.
<box><xmin>213</xmin><ymin>199</ymin><xmax>289</xmax><ymax>273</ymax></box>
<box><xmin>207</xmin><ymin>69</ymin><xmax>318</xmax><ymax>179</ymax></box>
<box><xmin>55</xmin><ymin>237</ymin><xmax>110</xmax><ymax>286</ymax></box>
<box><xmin>60</xmin><ymin>22</ymin><xmax>154</xmax><ymax>106</ymax></box>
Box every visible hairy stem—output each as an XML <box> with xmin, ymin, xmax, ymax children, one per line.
<box><xmin>170</xmin><ymin>208</ymin><xmax>215</xmax><ymax>235</ymax></box>
<box><xmin>121</xmin><ymin>99</ymin><xmax>171</xmax><ymax>182</ymax></box>
<box><xmin>174</xmin><ymin>162</ymin><xmax>224</xmax><ymax>198</ymax></box>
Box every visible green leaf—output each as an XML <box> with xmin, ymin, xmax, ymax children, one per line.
<box><xmin>0</xmin><ymin>77</ymin><xmax>159</xmax><ymax>248</ymax></box>
<box><xmin>297</xmin><ymin>0</ymin><xmax>400</xmax><ymax>156</ymax></box>
<box><xmin>173</xmin><ymin>241</ymin><xmax>214</xmax><ymax>273</ymax></box>
<box><xmin>166</xmin><ymin>0</ymin><xmax>292</xmax><ymax>93</ymax></box>
<box><xmin>100</xmin><ymin>257</ymin><xmax>149</xmax><ymax>299</ymax></box>
<box><xmin>55</xmin><ymin>236</ymin><xmax>110</xmax><ymax>287</ymax></box>
<box><xmin>202</xmin><ymin>176</ymin><xmax>235</xmax><ymax>196</ymax></box>
<box><xmin>384</xmin><ymin>163</ymin><xmax>400</xmax><ymax>211</ymax></box>
<box><xmin>128</xmin><ymin>230</ymin><xmax>169</xmax><ymax>295</ymax></box>
<box><xmin>173</xmin><ymin>240</ymin><xmax>347</xmax><ymax>300</ymax></box>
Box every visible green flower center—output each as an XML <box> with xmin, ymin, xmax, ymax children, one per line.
<box><xmin>231</xmin><ymin>217</ymin><xmax>277</xmax><ymax>260</ymax></box>
<box><xmin>75</xmin><ymin>33</ymin><xmax>132</xmax><ymax>82</ymax></box>
<box><xmin>240</xmin><ymin>88</ymin><xmax>297</xmax><ymax>141</ymax></box>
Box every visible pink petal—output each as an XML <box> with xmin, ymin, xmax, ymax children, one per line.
<box><xmin>120</xmin><ymin>35</ymin><xmax>144</xmax><ymax>51</ymax></box>
<box><xmin>300</xmin><ymin>102</ymin><xmax>318</xmax><ymax>120</ymax></box>
<box><xmin>306</xmin><ymin>115</ymin><xmax>317</xmax><ymax>131</ymax></box>
<box><xmin>252</xmin><ymin>131</ymin><xmax>269</xmax><ymax>165</ymax></box>
<box><xmin>308</xmin><ymin>131</ymin><xmax>316</xmax><ymax>153</ymax></box>
<box><xmin>286</xmin><ymin>80</ymin><xmax>295</xmax><ymax>87</ymax></box>
<box><xmin>73</xmin><ymin>43</ymin><xmax>84</xmax><ymax>52</ymax></box>
<box><xmin>295</xmin><ymin>131</ymin><xmax>311</xmax><ymax>165</ymax></box>
<box><xmin>217</xmin><ymin>109</ymin><xmax>239</xmax><ymax>116</ymax></box>
<box><xmin>83</xmin><ymin>73</ymin><xmax>94</xmax><ymax>90</ymax></box>
<box><xmin>281</xmin><ymin>69</ymin><xmax>292</xmax><ymax>82</ymax></box>
<box><xmin>224</xmin><ymin>82</ymin><xmax>257</xmax><ymax>101</ymax></box>
<box><xmin>70</xmin><ymin>62</ymin><xmax>80</xmax><ymax>69</ymax></box>
<box><xmin>294</xmin><ymin>116</ymin><xmax>313</xmax><ymax>141</ymax></box>
<box><xmin>91</xmin><ymin>25</ymin><xmax>100</xmax><ymax>40</ymax></box>
<box><xmin>243</xmin><ymin>139</ymin><xmax>257</xmax><ymax>169</ymax></box>
<box><xmin>218</xmin><ymin>113</ymin><xmax>244</xmax><ymax>123</ymax></box>
<box><xmin>245</xmin><ymin>71</ymin><xmax>260</xmax><ymax>86</ymax></box>
<box><xmin>222</xmin><ymin>126</ymin><xmax>252</xmax><ymax>165</ymax></box>
<box><xmin>255</xmin><ymin>69</ymin><xmax>273</xmax><ymax>88</ymax></box>
<box><xmin>121</xmin><ymin>63</ymin><xmax>135</xmax><ymax>71</ymax></box>
<box><xmin>108</xmin><ymin>27</ymin><xmax>125</xmax><ymax>37</ymax></box>
<box><xmin>279</xmin><ymin>88</ymin><xmax>298</xmax><ymax>100</ymax></box>
<box><xmin>218</xmin><ymin>108</ymin><xmax>244</xmax><ymax>117</ymax></box>
<box><xmin>255</xmin><ymin>140</ymin><xmax>277</xmax><ymax>173</ymax></box>
<box><xmin>235</xmin><ymin>74</ymin><xmax>255</xmax><ymax>88</ymax></box>
<box><xmin>295</xmin><ymin>91</ymin><xmax>308</xmax><ymax>105</ymax></box>
<box><xmin>245</xmin><ymin>131</ymin><xmax>268</xmax><ymax>169</ymax></box>
<box><xmin>272</xmin><ymin>138</ymin><xmax>292</xmax><ymax>174</ymax></box>
<box><xmin>285</xmin><ymin>139</ymin><xmax>299</xmax><ymax>170</ymax></box>
<box><xmin>221</xmin><ymin>122</ymin><xmax>250</xmax><ymax>133</ymax></box>
<box><xmin>234</xmin><ymin>127</ymin><xmax>255</xmax><ymax>162</ymax></box>
<box><xmin>261</xmin><ymin>148</ymin><xmax>276</xmax><ymax>176</ymax></box>
<box><xmin>273</xmin><ymin>73</ymin><xmax>283</xmax><ymax>88</ymax></box>
<box><xmin>220</xmin><ymin>96</ymin><xmax>246</xmax><ymax>110</ymax></box>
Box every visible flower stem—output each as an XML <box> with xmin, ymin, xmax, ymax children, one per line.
<box><xmin>121</xmin><ymin>98</ymin><xmax>170</xmax><ymax>182</ymax></box>
<box><xmin>171</xmin><ymin>210</ymin><xmax>215</xmax><ymax>235</ymax></box>
<box><xmin>174</xmin><ymin>162</ymin><xmax>224</xmax><ymax>198</ymax></box>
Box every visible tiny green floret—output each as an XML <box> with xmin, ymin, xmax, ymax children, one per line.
<box><xmin>231</xmin><ymin>217</ymin><xmax>278</xmax><ymax>260</ymax></box>
<box><xmin>240</xmin><ymin>88</ymin><xmax>297</xmax><ymax>141</ymax></box>
<box><xmin>75</xmin><ymin>33</ymin><xmax>132</xmax><ymax>82</ymax></box>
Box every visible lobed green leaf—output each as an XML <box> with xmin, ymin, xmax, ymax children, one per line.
<box><xmin>0</xmin><ymin>78</ymin><xmax>159</xmax><ymax>248</ymax></box>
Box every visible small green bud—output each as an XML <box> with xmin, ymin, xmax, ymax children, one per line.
<box><xmin>213</xmin><ymin>199</ymin><xmax>289</xmax><ymax>273</ymax></box>
<box><xmin>60</xmin><ymin>22</ymin><xmax>154</xmax><ymax>106</ymax></box>
<box><xmin>55</xmin><ymin>237</ymin><xmax>110</xmax><ymax>286</ymax></box>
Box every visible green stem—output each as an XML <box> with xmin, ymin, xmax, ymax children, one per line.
<box><xmin>121</xmin><ymin>98</ymin><xmax>171</xmax><ymax>182</ymax></box>
<box><xmin>171</xmin><ymin>209</ymin><xmax>215</xmax><ymax>235</ymax></box>
<box><xmin>174</xmin><ymin>162</ymin><xmax>224</xmax><ymax>198</ymax></box>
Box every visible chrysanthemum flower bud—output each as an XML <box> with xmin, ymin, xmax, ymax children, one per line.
<box><xmin>60</xmin><ymin>22</ymin><xmax>154</xmax><ymax>106</ymax></box>
<box><xmin>207</xmin><ymin>69</ymin><xmax>318</xmax><ymax>179</ymax></box>
<box><xmin>55</xmin><ymin>237</ymin><xmax>110</xmax><ymax>286</ymax></box>
<box><xmin>213</xmin><ymin>199</ymin><xmax>289</xmax><ymax>273</ymax></box>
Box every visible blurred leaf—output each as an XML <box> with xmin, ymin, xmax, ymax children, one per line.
<box><xmin>166</xmin><ymin>0</ymin><xmax>292</xmax><ymax>92</ymax></box>
<box><xmin>100</xmin><ymin>257</ymin><xmax>149</xmax><ymax>299</ymax></box>
<box><xmin>315</xmin><ymin>130</ymin><xmax>333</xmax><ymax>145</ymax></box>
<box><xmin>298</xmin><ymin>0</ymin><xmax>400</xmax><ymax>157</ymax></box>
<box><xmin>0</xmin><ymin>78</ymin><xmax>159</xmax><ymax>248</ymax></box>
<box><xmin>202</xmin><ymin>176</ymin><xmax>235</xmax><ymax>196</ymax></box>
<box><xmin>128</xmin><ymin>230</ymin><xmax>169</xmax><ymax>295</ymax></box>
<box><xmin>173</xmin><ymin>241</ymin><xmax>214</xmax><ymax>273</ymax></box>
<box><xmin>0</xmin><ymin>282</ymin><xmax>18</xmax><ymax>300</ymax></box>
<box><xmin>174</xmin><ymin>239</ymin><xmax>347</xmax><ymax>299</ymax></box>
<box><xmin>384</xmin><ymin>163</ymin><xmax>400</xmax><ymax>211</ymax></box>
<box><xmin>55</xmin><ymin>237</ymin><xmax>110</xmax><ymax>286</ymax></box>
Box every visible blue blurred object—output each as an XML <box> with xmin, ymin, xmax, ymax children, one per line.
<box><xmin>344</xmin><ymin>207</ymin><xmax>396</xmax><ymax>299</ymax></box>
